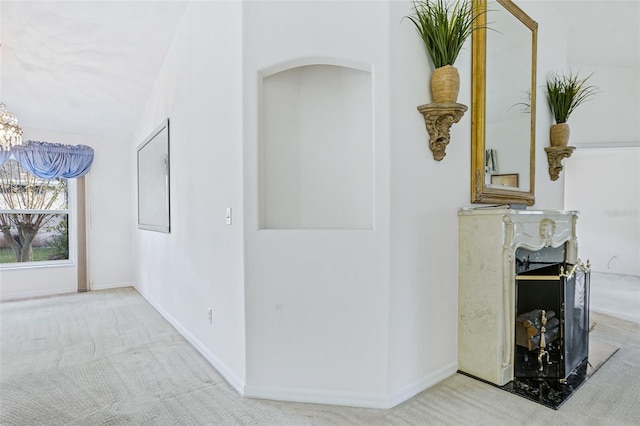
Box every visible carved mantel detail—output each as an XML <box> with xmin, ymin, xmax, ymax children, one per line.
<box><xmin>417</xmin><ymin>103</ymin><xmax>468</xmax><ymax>161</ymax></box>
<box><xmin>539</xmin><ymin>218</ymin><xmax>557</xmax><ymax>246</ymax></box>
<box><xmin>544</xmin><ymin>146</ymin><xmax>576</xmax><ymax>181</ymax></box>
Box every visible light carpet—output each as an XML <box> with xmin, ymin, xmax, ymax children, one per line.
<box><xmin>1</xmin><ymin>287</ymin><xmax>639</xmax><ymax>425</ymax></box>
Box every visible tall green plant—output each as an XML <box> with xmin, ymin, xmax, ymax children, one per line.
<box><xmin>405</xmin><ymin>0</ymin><xmax>486</xmax><ymax>68</ymax></box>
<box><xmin>546</xmin><ymin>71</ymin><xmax>598</xmax><ymax>124</ymax></box>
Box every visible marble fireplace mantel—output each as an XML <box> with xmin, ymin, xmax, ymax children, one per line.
<box><xmin>457</xmin><ymin>208</ymin><xmax>579</xmax><ymax>386</ymax></box>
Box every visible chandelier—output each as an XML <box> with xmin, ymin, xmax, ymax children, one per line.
<box><xmin>0</xmin><ymin>102</ymin><xmax>23</xmax><ymax>151</ymax></box>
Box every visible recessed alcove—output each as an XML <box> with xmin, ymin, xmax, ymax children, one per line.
<box><xmin>260</xmin><ymin>64</ymin><xmax>373</xmax><ymax>229</ymax></box>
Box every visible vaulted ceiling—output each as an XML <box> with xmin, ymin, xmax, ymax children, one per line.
<box><xmin>1</xmin><ymin>1</ymin><xmax>188</xmax><ymax>139</ymax></box>
<box><xmin>1</xmin><ymin>1</ymin><xmax>637</xmax><ymax>141</ymax></box>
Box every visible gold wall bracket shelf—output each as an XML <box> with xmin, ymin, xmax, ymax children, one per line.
<box><xmin>417</xmin><ymin>103</ymin><xmax>468</xmax><ymax>161</ymax></box>
<box><xmin>544</xmin><ymin>146</ymin><xmax>575</xmax><ymax>181</ymax></box>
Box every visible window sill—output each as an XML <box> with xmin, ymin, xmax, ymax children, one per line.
<box><xmin>0</xmin><ymin>260</ymin><xmax>74</xmax><ymax>271</ymax></box>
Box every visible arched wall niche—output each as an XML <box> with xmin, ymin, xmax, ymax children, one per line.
<box><xmin>259</xmin><ymin>61</ymin><xmax>374</xmax><ymax>230</ymax></box>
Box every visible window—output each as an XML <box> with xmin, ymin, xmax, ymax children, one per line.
<box><xmin>0</xmin><ymin>159</ymin><xmax>71</xmax><ymax>266</ymax></box>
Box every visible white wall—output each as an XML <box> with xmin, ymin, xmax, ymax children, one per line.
<box><xmin>523</xmin><ymin>1</ymin><xmax>640</xmax><ymax>149</ymax></box>
<box><xmin>532</xmin><ymin>1</ymin><xmax>640</xmax><ymax>276</ymax></box>
<box><xmin>387</xmin><ymin>0</ymin><xmax>469</xmax><ymax>399</ymax></box>
<box><xmin>0</xmin><ymin>127</ymin><xmax>132</xmax><ymax>300</ymax></box>
<box><xmin>131</xmin><ymin>1</ymin><xmax>246</xmax><ymax>389</ymax></box>
<box><xmin>561</xmin><ymin>1</ymin><xmax>639</xmax><ymax>148</ymax></box>
<box><xmin>82</xmin><ymin>129</ymin><xmax>134</xmax><ymax>291</ymax></box>
<box><xmin>242</xmin><ymin>1</ymin><xmax>391</xmax><ymax>405</ymax></box>
<box><xmin>565</xmin><ymin>148</ymin><xmax>640</xmax><ymax>275</ymax></box>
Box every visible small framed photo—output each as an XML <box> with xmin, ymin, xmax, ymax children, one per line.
<box><xmin>491</xmin><ymin>173</ymin><xmax>519</xmax><ymax>188</ymax></box>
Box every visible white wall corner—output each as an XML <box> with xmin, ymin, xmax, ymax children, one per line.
<box><xmin>242</xmin><ymin>385</ymin><xmax>390</xmax><ymax>409</ymax></box>
<box><xmin>134</xmin><ymin>284</ymin><xmax>246</xmax><ymax>396</ymax></box>
<box><xmin>90</xmin><ymin>282</ymin><xmax>133</xmax><ymax>291</ymax></box>
<box><xmin>243</xmin><ymin>361</ymin><xmax>458</xmax><ymax>409</ymax></box>
<box><xmin>387</xmin><ymin>362</ymin><xmax>458</xmax><ymax>408</ymax></box>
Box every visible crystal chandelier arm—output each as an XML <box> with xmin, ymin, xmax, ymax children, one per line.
<box><xmin>0</xmin><ymin>102</ymin><xmax>24</xmax><ymax>151</ymax></box>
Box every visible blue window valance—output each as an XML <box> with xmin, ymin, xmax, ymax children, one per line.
<box><xmin>0</xmin><ymin>140</ymin><xmax>94</xmax><ymax>179</ymax></box>
<box><xmin>0</xmin><ymin>149</ymin><xmax>11</xmax><ymax>166</ymax></box>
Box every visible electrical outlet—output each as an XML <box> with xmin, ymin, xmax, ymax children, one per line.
<box><xmin>207</xmin><ymin>308</ymin><xmax>213</xmax><ymax>324</ymax></box>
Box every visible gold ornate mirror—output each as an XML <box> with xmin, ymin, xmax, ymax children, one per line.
<box><xmin>471</xmin><ymin>0</ymin><xmax>537</xmax><ymax>205</ymax></box>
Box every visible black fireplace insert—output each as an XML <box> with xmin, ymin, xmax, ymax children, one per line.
<box><xmin>504</xmin><ymin>259</ymin><xmax>591</xmax><ymax>408</ymax></box>
<box><xmin>515</xmin><ymin>262</ymin><xmax>590</xmax><ymax>380</ymax></box>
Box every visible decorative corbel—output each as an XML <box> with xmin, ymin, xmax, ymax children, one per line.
<box><xmin>417</xmin><ymin>103</ymin><xmax>468</xmax><ymax>161</ymax></box>
<box><xmin>544</xmin><ymin>146</ymin><xmax>575</xmax><ymax>181</ymax></box>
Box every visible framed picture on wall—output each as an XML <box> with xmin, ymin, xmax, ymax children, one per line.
<box><xmin>491</xmin><ymin>173</ymin><xmax>519</xmax><ymax>188</ymax></box>
<box><xmin>137</xmin><ymin>118</ymin><xmax>170</xmax><ymax>233</ymax></box>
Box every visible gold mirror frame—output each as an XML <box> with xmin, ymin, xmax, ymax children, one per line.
<box><xmin>471</xmin><ymin>0</ymin><xmax>538</xmax><ymax>205</ymax></box>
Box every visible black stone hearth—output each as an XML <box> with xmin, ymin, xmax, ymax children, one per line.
<box><xmin>460</xmin><ymin>349</ymin><xmax>618</xmax><ymax>409</ymax></box>
<box><xmin>500</xmin><ymin>359</ymin><xmax>589</xmax><ymax>409</ymax></box>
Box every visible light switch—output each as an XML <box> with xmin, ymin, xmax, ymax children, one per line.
<box><xmin>226</xmin><ymin>208</ymin><xmax>232</xmax><ymax>225</ymax></box>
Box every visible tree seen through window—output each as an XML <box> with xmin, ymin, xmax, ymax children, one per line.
<box><xmin>0</xmin><ymin>159</ymin><xmax>69</xmax><ymax>264</ymax></box>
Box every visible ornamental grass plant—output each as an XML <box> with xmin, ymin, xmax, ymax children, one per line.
<box><xmin>405</xmin><ymin>0</ymin><xmax>486</xmax><ymax>68</ymax></box>
<box><xmin>546</xmin><ymin>71</ymin><xmax>598</xmax><ymax>124</ymax></box>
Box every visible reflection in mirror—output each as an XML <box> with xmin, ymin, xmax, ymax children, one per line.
<box><xmin>137</xmin><ymin>119</ymin><xmax>171</xmax><ymax>233</ymax></box>
<box><xmin>471</xmin><ymin>0</ymin><xmax>537</xmax><ymax>205</ymax></box>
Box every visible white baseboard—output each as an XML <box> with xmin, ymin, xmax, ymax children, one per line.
<box><xmin>133</xmin><ymin>285</ymin><xmax>245</xmax><ymax>395</ymax></box>
<box><xmin>0</xmin><ymin>287</ymin><xmax>76</xmax><ymax>302</ymax></box>
<box><xmin>131</xmin><ymin>287</ymin><xmax>457</xmax><ymax>409</ymax></box>
<box><xmin>243</xmin><ymin>385</ymin><xmax>390</xmax><ymax>408</ymax></box>
<box><xmin>387</xmin><ymin>361</ymin><xmax>458</xmax><ymax>408</ymax></box>
<box><xmin>245</xmin><ymin>362</ymin><xmax>458</xmax><ymax>409</ymax></box>
<box><xmin>90</xmin><ymin>281</ymin><xmax>132</xmax><ymax>291</ymax></box>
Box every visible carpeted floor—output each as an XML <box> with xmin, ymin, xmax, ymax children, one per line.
<box><xmin>1</xmin><ymin>287</ymin><xmax>639</xmax><ymax>425</ymax></box>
